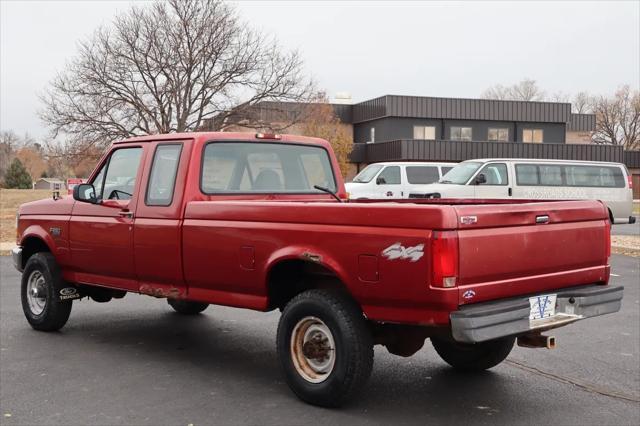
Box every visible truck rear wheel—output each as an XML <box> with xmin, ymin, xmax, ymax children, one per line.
<box><xmin>21</xmin><ymin>252</ymin><xmax>73</xmax><ymax>331</ymax></box>
<box><xmin>431</xmin><ymin>336</ymin><xmax>514</xmax><ymax>371</ymax></box>
<box><xmin>167</xmin><ymin>299</ymin><xmax>209</xmax><ymax>315</ymax></box>
<box><xmin>276</xmin><ymin>289</ymin><xmax>373</xmax><ymax>407</ymax></box>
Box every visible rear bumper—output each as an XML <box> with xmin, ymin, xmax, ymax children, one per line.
<box><xmin>450</xmin><ymin>284</ymin><xmax>623</xmax><ymax>343</ymax></box>
<box><xmin>12</xmin><ymin>246</ymin><xmax>23</xmax><ymax>272</ymax></box>
<box><xmin>613</xmin><ymin>215</ymin><xmax>636</xmax><ymax>224</ymax></box>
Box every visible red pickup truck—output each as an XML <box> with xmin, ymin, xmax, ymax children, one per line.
<box><xmin>13</xmin><ymin>132</ymin><xmax>623</xmax><ymax>407</ymax></box>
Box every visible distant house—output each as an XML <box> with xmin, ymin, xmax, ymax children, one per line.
<box><xmin>33</xmin><ymin>178</ymin><xmax>65</xmax><ymax>191</ymax></box>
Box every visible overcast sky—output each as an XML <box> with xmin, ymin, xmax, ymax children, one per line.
<box><xmin>1</xmin><ymin>0</ymin><xmax>639</xmax><ymax>140</ymax></box>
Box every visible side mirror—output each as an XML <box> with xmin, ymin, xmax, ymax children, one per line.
<box><xmin>376</xmin><ymin>177</ymin><xmax>386</xmax><ymax>185</ymax></box>
<box><xmin>475</xmin><ymin>174</ymin><xmax>487</xmax><ymax>185</ymax></box>
<box><xmin>73</xmin><ymin>183</ymin><xmax>98</xmax><ymax>204</ymax></box>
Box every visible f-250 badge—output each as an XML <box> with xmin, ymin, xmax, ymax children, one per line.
<box><xmin>381</xmin><ymin>243</ymin><xmax>424</xmax><ymax>262</ymax></box>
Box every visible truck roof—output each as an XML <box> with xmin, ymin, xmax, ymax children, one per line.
<box><xmin>113</xmin><ymin>132</ymin><xmax>332</xmax><ymax>149</ymax></box>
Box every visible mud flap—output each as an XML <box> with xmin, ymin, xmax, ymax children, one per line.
<box><xmin>59</xmin><ymin>286</ymin><xmax>83</xmax><ymax>301</ymax></box>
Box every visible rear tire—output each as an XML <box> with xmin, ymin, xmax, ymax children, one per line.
<box><xmin>431</xmin><ymin>336</ymin><xmax>514</xmax><ymax>371</ymax></box>
<box><xmin>167</xmin><ymin>299</ymin><xmax>208</xmax><ymax>315</ymax></box>
<box><xmin>21</xmin><ymin>252</ymin><xmax>72</xmax><ymax>331</ymax></box>
<box><xmin>276</xmin><ymin>289</ymin><xmax>374</xmax><ymax>407</ymax></box>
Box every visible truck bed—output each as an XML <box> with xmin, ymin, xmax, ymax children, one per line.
<box><xmin>182</xmin><ymin>198</ymin><xmax>610</xmax><ymax>325</ymax></box>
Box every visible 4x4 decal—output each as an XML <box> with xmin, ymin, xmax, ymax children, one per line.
<box><xmin>381</xmin><ymin>243</ymin><xmax>424</xmax><ymax>262</ymax></box>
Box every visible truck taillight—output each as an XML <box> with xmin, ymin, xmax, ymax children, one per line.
<box><xmin>628</xmin><ymin>175</ymin><xmax>633</xmax><ymax>189</ymax></box>
<box><xmin>431</xmin><ymin>231</ymin><xmax>459</xmax><ymax>288</ymax></box>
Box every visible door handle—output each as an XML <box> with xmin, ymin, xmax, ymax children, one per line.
<box><xmin>508</xmin><ymin>187</ymin><xmax>513</xmax><ymax>196</ymax></box>
<box><xmin>118</xmin><ymin>211</ymin><xmax>134</xmax><ymax>218</ymax></box>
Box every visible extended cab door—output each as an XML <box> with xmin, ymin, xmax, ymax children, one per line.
<box><xmin>69</xmin><ymin>144</ymin><xmax>145</xmax><ymax>290</ymax></box>
<box><xmin>133</xmin><ymin>140</ymin><xmax>192</xmax><ymax>297</ymax></box>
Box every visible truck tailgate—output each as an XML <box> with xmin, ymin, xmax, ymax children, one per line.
<box><xmin>453</xmin><ymin>200</ymin><xmax>610</xmax><ymax>305</ymax></box>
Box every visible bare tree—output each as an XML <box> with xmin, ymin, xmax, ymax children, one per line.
<box><xmin>40</xmin><ymin>0</ymin><xmax>314</xmax><ymax>155</ymax></box>
<box><xmin>481</xmin><ymin>78</ymin><xmax>546</xmax><ymax>101</ymax></box>
<box><xmin>480</xmin><ymin>84</ymin><xmax>511</xmax><ymax>100</ymax></box>
<box><xmin>550</xmin><ymin>91</ymin><xmax>571</xmax><ymax>104</ymax></box>
<box><xmin>592</xmin><ymin>85</ymin><xmax>640</xmax><ymax>150</ymax></box>
<box><xmin>571</xmin><ymin>92</ymin><xmax>593</xmax><ymax>114</ymax></box>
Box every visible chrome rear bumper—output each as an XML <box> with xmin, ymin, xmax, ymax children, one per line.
<box><xmin>450</xmin><ymin>284</ymin><xmax>623</xmax><ymax>343</ymax></box>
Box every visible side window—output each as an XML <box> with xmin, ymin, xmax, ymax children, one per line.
<box><xmin>146</xmin><ymin>144</ymin><xmax>183</xmax><ymax>206</ymax></box>
<box><xmin>441</xmin><ymin>166</ymin><xmax>453</xmax><ymax>176</ymax></box>
<box><xmin>100</xmin><ymin>148</ymin><xmax>143</xmax><ymax>200</ymax></box>
<box><xmin>406</xmin><ymin>166</ymin><xmax>439</xmax><ymax>184</ymax></box>
<box><xmin>376</xmin><ymin>166</ymin><xmax>401</xmax><ymax>185</ymax></box>
<box><xmin>516</xmin><ymin>164</ymin><xmax>539</xmax><ymax>185</ymax></box>
<box><xmin>539</xmin><ymin>165</ymin><xmax>564</xmax><ymax>186</ymax></box>
<box><xmin>90</xmin><ymin>164</ymin><xmax>107</xmax><ymax>199</ymax></box>
<box><xmin>565</xmin><ymin>165</ymin><xmax>626</xmax><ymax>188</ymax></box>
<box><xmin>478</xmin><ymin>163</ymin><xmax>508</xmax><ymax>185</ymax></box>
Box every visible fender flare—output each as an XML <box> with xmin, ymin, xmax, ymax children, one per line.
<box><xmin>20</xmin><ymin>225</ymin><xmax>55</xmax><ymax>252</ymax></box>
<box><xmin>263</xmin><ymin>245</ymin><xmax>351</xmax><ymax>289</ymax></box>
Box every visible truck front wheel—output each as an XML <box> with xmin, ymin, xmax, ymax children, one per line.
<box><xmin>21</xmin><ymin>252</ymin><xmax>73</xmax><ymax>331</ymax></box>
<box><xmin>431</xmin><ymin>336</ymin><xmax>515</xmax><ymax>371</ymax></box>
<box><xmin>167</xmin><ymin>299</ymin><xmax>209</xmax><ymax>315</ymax></box>
<box><xmin>276</xmin><ymin>289</ymin><xmax>374</xmax><ymax>407</ymax></box>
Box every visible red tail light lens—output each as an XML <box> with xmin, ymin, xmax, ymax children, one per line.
<box><xmin>627</xmin><ymin>175</ymin><xmax>633</xmax><ymax>189</ymax></box>
<box><xmin>431</xmin><ymin>231</ymin><xmax>459</xmax><ymax>288</ymax></box>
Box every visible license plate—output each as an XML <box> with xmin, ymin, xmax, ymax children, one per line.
<box><xmin>529</xmin><ymin>294</ymin><xmax>557</xmax><ymax>321</ymax></box>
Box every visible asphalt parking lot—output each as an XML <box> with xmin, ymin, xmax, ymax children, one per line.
<box><xmin>1</xmin><ymin>255</ymin><xmax>639</xmax><ymax>426</ymax></box>
<box><xmin>613</xmin><ymin>219</ymin><xmax>640</xmax><ymax>236</ymax></box>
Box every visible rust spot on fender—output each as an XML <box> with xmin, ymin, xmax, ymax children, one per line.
<box><xmin>300</xmin><ymin>252</ymin><xmax>322</xmax><ymax>263</ymax></box>
<box><xmin>139</xmin><ymin>285</ymin><xmax>184</xmax><ymax>299</ymax></box>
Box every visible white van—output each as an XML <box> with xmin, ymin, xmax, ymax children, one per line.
<box><xmin>346</xmin><ymin>162</ymin><xmax>456</xmax><ymax>199</ymax></box>
<box><xmin>417</xmin><ymin>158</ymin><xmax>635</xmax><ymax>224</ymax></box>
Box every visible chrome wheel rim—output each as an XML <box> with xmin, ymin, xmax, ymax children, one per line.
<box><xmin>290</xmin><ymin>316</ymin><xmax>336</xmax><ymax>383</ymax></box>
<box><xmin>26</xmin><ymin>270</ymin><xmax>47</xmax><ymax>316</ymax></box>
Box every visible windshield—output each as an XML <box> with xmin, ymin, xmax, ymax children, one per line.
<box><xmin>352</xmin><ymin>164</ymin><xmax>384</xmax><ymax>183</ymax></box>
<box><xmin>439</xmin><ymin>162</ymin><xmax>482</xmax><ymax>184</ymax></box>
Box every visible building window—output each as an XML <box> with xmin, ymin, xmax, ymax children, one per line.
<box><xmin>523</xmin><ymin>129</ymin><xmax>544</xmax><ymax>143</ymax></box>
<box><xmin>488</xmin><ymin>128</ymin><xmax>509</xmax><ymax>142</ymax></box>
<box><xmin>369</xmin><ymin>127</ymin><xmax>375</xmax><ymax>143</ymax></box>
<box><xmin>450</xmin><ymin>126</ymin><xmax>472</xmax><ymax>141</ymax></box>
<box><xmin>413</xmin><ymin>126</ymin><xmax>436</xmax><ymax>140</ymax></box>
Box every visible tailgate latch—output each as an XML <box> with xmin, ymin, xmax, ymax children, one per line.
<box><xmin>535</xmin><ymin>215</ymin><xmax>550</xmax><ymax>224</ymax></box>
